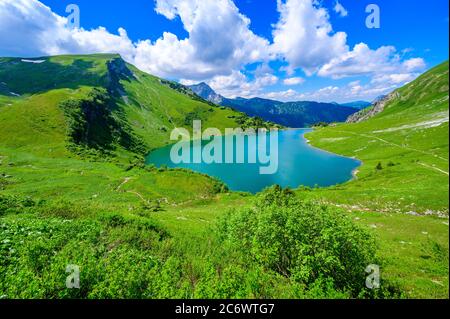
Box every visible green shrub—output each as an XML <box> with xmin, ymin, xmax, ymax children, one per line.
<box><xmin>217</xmin><ymin>186</ymin><xmax>378</xmax><ymax>296</ymax></box>
<box><xmin>0</xmin><ymin>194</ymin><xmax>36</xmax><ymax>216</ymax></box>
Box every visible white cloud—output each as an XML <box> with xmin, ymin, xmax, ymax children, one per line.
<box><xmin>271</xmin><ymin>0</ymin><xmax>348</xmax><ymax>75</ymax></box>
<box><xmin>334</xmin><ymin>1</ymin><xmax>348</xmax><ymax>17</ymax></box>
<box><xmin>318</xmin><ymin>43</ymin><xmax>426</xmax><ymax>81</ymax></box>
<box><xmin>204</xmin><ymin>70</ymin><xmax>278</xmax><ymax>98</ymax></box>
<box><xmin>271</xmin><ymin>0</ymin><xmax>426</xmax><ymax>88</ymax></box>
<box><xmin>0</xmin><ymin>0</ymin><xmax>136</xmax><ymax>60</ymax></box>
<box><xmin>371</xmin><ymin>73</ymin><xmax>418</xmax><ymax>85</ymax></box>
<box><xmin>283</xmin><ymin>77</ymin><xmax>305</xmax><ymax>85</ymax></box>
<box><xmin>0</xmin><ymin>0</ymin><xmax>270</xmax><ymax>81</ymax></box>
<box><xmin>263</xmin><ymin>89</ymin><xmax>298</xmax><ymax>101</ymax></box>
<box><xmin>318</xmin><ymin>44</ymin><xmax>399</xmax><ymax>78</ymax></box>
<box><xmin>264</xmin><ymin>69</ymin><xmax>423</xmax><ymax>103</ymax></box>
<box><xmin>283</xmin><ymin>79</ymin><xmax>407</xmax><ymax>103</ymax></box>
<box><xmin>403</xmin><ymin>57</ymin><xmax>426</xmax><ymax>71</ymax></box>
<box><xmin>0</xmin><ymin>0</ymin><xmax>429</xmax><ymax>103</ymax></box>
<box><xmin>134</xmin><ymin>0</ymin><xmax>270</xmax><ymax>80</ymax></box>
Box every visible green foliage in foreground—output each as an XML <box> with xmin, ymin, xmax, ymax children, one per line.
<box><xmin>217</xmin><ymin>186</ymin><xmax>394</xmax><ymax>297</ymax></box>
<box><xmin>0</xmin><ymin>189</ymin><xmax>398</xmax><ymax>299</ymax></box>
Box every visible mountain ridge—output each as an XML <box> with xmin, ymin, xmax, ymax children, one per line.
<box><xmin>0</xmin><ymin>54</ymin><xmax>274</xmax><ymax>162</ymax></box>
<box><xmin>189</xmin><ymin>82</ymin><xmax>365</xmax><ymax>127</ymax></box>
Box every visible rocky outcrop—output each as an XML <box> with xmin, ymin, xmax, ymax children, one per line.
<box><xmin>346</xmin><ymin>92</ymin><xmax>399</xmax><ymax>123</ymax></box>
<box><xmin>188</xmin><ymin>82</ymin><xmax>225</xmax><ymax>104</ymax></box>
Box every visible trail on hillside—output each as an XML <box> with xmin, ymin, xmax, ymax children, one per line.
<box><xmin>115</xmin><ymin>177</ymin><xmax>151</xmax><ymax>205</ymax></box>
<box><xmin>336</xmin><ymin>130</ymin><xmax>449</xmax><ymax>162</ymax></box>
<box><xmin>334</xmin><ymin>130</ymin><xmax>449</xmax><ymax>175</ymax></box>
<box><xmin>418</xmin><ymin>162</ymin><xmax>449</xmax><ymax>176</ymax></box>
<box><xmin>116</xmin><ymin>177</ymin><xmax>131</xmax><ymax>191</ymax></box>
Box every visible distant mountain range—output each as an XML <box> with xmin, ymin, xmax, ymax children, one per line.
<box><xmin>189</xmin><ymin>82</ymin><xmax>370</xmax><ymax>128</ymax></box>
<box><xmin>340</xmin><ymin>101</ymin><xmax>372</xmax><ymax>109</ymax></box>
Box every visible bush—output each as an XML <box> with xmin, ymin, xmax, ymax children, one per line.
<box><xmin>0</xmin><ymin>195</ymin><xmax>36</xmax><ymax>216</ymax></box>
<box><xmin>217</xmin><ymin>186</ymin><xmax>378</xmax><ymax>296</ymax></box>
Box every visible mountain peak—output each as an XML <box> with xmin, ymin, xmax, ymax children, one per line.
<box><xmin>188</xmin><ymin>82</ymin><xmax>224</xmax><ymax>104</ymax></box>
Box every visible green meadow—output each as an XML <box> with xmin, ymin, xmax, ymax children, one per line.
<box><xmin>0</xmin><ymin>55</ymin><xmax>448</xmax><ymax>299</ymax></box>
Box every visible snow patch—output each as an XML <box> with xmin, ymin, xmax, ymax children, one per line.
<box><xmin>21</xmin><ymin>59</ymin><xmax>45</xmax><ymax>64</ymax></box>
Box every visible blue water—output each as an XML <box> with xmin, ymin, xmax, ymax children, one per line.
<box><xmin>146</xmin><ymin>129</ymin><xmax>360</xmax><ymax>193</ymax></box>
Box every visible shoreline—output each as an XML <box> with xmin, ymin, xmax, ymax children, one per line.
<box><xmin>303</xmin><ymin>128</ymin><xmax>363</xmax><ymax>182</ymax></box>
<box><xmin>148</xmin><ymin>127</ymin><xmax>362</xmax><ymax>192</ymax></box>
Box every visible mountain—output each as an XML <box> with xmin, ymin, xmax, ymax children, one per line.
<box><xmin>189</xmin><ymin>82</ymin><xmax>360</xmax><ymax>127</ymax></box>
<box><xmin>1</xmin><ymin>55</ymin><xmax>448</xmax><ymax>299</ymax></box>
<box><xmin>340</xmin><ymin>100</ymin><xmax>372</xmax><ymax>109</ymax></box>
<box><xmin>346</xmin><ymin>93</ymin><xmax>397</xmax><ymax>123</ymax></box>
<box><xmin>223</xmin><ymin>97</ymin><xmax>359</xmax><ymax>128</ymax></box>
<box><xmin>307</xmin><ymin>61</ymin><xmax>449</xmax><ymax>213</ymax></box>
<box><xmin>0</xmin><ymin>54</ymin><xmax>272</xmax><ymax>161</ymax></box>
<box><xmin>188</xmin><ymin>82</ymin><xmax>225</xmax><ymax>105</ymax></box>
<box><xmin>372</xmin><ymin>94</ymin><xmax>388</xmax><ymax>104</ymax></box>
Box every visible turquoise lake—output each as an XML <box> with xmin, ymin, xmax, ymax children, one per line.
<box><xmin>146</xmin><ymin>129</ymin><xmax>361</xmax><ymax>193</ymax></box>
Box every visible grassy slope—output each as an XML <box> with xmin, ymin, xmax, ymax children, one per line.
<box><xmin>0</xmin><ymin>54</ymin><xmax>248</xmax><ymax>152</ymax></box>
<box><xmin>0</xmin><ymin>55</ymin><xmax>261</xmax><ymax>298</ymax></box>
<box><xmin>305</xmin><ymin>61</ymin><xmax>449</xmax><ymax>298</ymax></box>
<box><xmin>0</xmin><ymin>54</ymin><xmax>253</xmax><ymax>203</ymax></box>
<box><xmin>0</xmin><ymin>55</ymin><xmax>448</xmax><ymax>298</ymax></box>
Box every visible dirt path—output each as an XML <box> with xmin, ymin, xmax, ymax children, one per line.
<box><xmin>336</xmin><ymin>130</ymin><xmax>448</xmax><ymax>162</ymax></box>
<box><xmin>126</xmin><ymin>190</ymin><xmax>149</xmax><ymax>204</ymax></box>
<box><xmin>116</xmin><ymin>177</ymin><xmax>131</xmax><ymax>191</ymax></box>
<box><xmin>333</xmin><ymin>130</ymin><xmax>449</xmax><ymax>175</ymax></box>
<box><xmin>115</xmin><ymin>177</ymin><xmax>151</xmax><ymax>205</ymax></box>
<box><xmin>418</xmin><ymin>162</ymin><xmax>449</xmax><ymax>176</ymax></box>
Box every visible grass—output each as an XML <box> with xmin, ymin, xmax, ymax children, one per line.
<box><xmin>0</xmin><ymin>55</ymin><xmax>448</xmax><ymax>299</ymax></box>
<box><xmin>304</xmin><ymin>61</ymin><xmax>449</xmax><ymax>298</ymax></box>
<box><xmin>305</xmin><ymin>62</ymin><xmax>449</xmax><ymax>213</ymax></box>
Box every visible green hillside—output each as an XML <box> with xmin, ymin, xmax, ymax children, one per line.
<box><xmin>0</xmin><ymin>53</ymin><xmax>277</xmax><ymax>223</ymax></box>
<box><xmin>306</xmin><ymin>61</ymin><xmax>449</xmax><ymax>213</ymax></box>
<box><xmin>0</xmin><ymin>54</ymin><xmax>264</xmax><ymax>159</ymax></box>
<box><xmin>306</xmin><ymin>61</ymin><xmax>449</xmax><ymax>298</ymax></box>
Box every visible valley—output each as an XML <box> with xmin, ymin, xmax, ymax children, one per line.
<box><xmin>0</xmin><ymin>55</ymin><xmax>448</xmax><ymax>299</ymax></box>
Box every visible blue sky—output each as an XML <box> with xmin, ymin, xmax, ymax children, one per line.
<box><xmin>1</xmin><ymin>0</ymin><xmax>449</xmax><ymax>102</ymax></box>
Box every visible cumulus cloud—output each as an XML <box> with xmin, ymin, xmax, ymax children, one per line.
<box><xmin>272</xmin><ymin>0</ymin><xmax>348</xmax><ymax>75</ymax></box>
<box><xmin>0</xmin><ymin>0</ymin><xmax>428</xmax><ymax>101</ymax></box>
<box><xmin>263</xmin><ymin>89</ymin><xmax>298</xmax><ymax>101</ymax></box>
<box><xmin>0</xmin><ymin>0</ymin><xmax>136</xmax><ymax>60</ymax></box>
<box><xmin>403</xmin><ymin>57</ymin><xmax>426</xmax><ymax>71</ymax></box>
<box><xmin>283</xmin><ymin>77</ymin><xmax>305</xmax><ymax>85</ymax></box>
<box><xmin>203</xmin><ymin>70</ymin><xmax>278</xmax><ymax>98</ymax></box>
<box><xmin>334</xmin><ymin>1</ymin><xmax>348</xmax><ymax>17</ymax></box>
<box><xmin>134</xmin><ymin>0</ymin><xmax>270</xmax><ymax>80</ymax></box>
<box><xmin>269</xmin><ymin>79</ymin><xmax>407</xmax><ymax>103</ymax></box>
<box><xmin>0</xmin><ymin>0</ymin><xmax>269</xmax><ymax>79</ymax></box>
<box><xmin>318</xmin><ymin>43</ymin><xmax>426</xmax><ymax>80</ymax></box>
